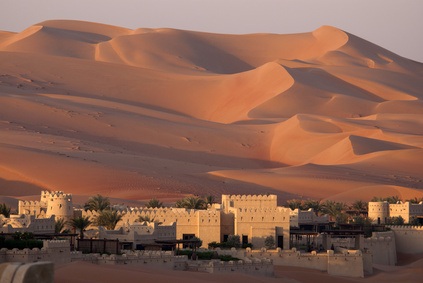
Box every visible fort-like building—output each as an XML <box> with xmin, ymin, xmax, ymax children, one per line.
<box><xmin>18</xmin><ymin>191</ymin><xmax>73</xmax><ymax>221</ymax></box>
<box><xmin>83</xmin><ymin>194</ymin><xmax>291</xmax><ymax>249</ymax></box>
<box><xmin>7</xmin><ymin>191</ymin><xmax>292</xmax><ymax>249</ymax></box>
<box><xmin>368</xmin><ymin>201</ymin><xmax>423</xmax><ymax>224</ymax></box>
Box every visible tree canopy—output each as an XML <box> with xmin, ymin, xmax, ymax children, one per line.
<box><xmin>84</xmin><ymin>194</ymin><xmax>111</xmax><ymax>211</ymax></box>
<box><xmin>0</xmin><ymin>203</ymin><xmax>11</xmax><ymax>218</ymax></box>
<box><xmin>175</xmin><ymin>196</ymin><xmax>207</xmax><ymax>209</ymax></box>
<box><xmin>145</xmin><ymin>198</ymin><xmax>163</xmax><ymax>208</ymax></box>
<box><xmin>95</xmin><ymin>209</ymin><xmax>123</xmax><ymax>230</ymax></box>
<box><xmin>68</xmin><ymin>216</ymin><xmax>92</xmax><ymax>239</ymax></box>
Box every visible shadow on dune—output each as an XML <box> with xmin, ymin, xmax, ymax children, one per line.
<box><xmin>0</xmin><ymin>178</ymin><xmax>45</xmax><ymax>196</ymax></box>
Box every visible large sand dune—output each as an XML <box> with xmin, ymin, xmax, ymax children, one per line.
<box><xmin>1</xmin><ymin>20</ymin><xmax>423</xmax><ymax>206</ymax></box>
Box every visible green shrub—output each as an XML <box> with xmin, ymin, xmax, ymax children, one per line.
<box><xmin>0</xmin><ymin>239</ymin><xmax>43</xmax><ymax>249</ymax></box>
<box><xmin>219</xmin><ymin>255</ymin><xmax>240</xmax><ymax>261</ymax></box>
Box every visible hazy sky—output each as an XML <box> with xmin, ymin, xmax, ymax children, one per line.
<box><xmin>1</xmin><ymin>0</ymin><xmax>422</xmax><ymax>62</ymax></box>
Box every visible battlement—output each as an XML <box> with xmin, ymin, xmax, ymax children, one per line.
<box><xmin>42</xmin><ymin>240</ymin><xmax>70</xmax><ymax>249</ymax></box>
<box><xmin>41</xmin><ymin>190</ymin><xmax>72</xmax><ymax>200</ymax></box>
<box><xmin>386</xmin><ymin>225</ymin><xmax>423</xmax><ymax>230</ymax></box>
<box><xmin>222</xmin><ymin>194</ymin><xmax>277</xmax><ymax>201</ymax></box>
<box><xmin>221</xmin><ymin>194</ymin><xmax>278</xmax><ymax>213</ymax></box>
<box><xmin>19</xmin><ymin>200</ymin><xmax>41</xmax><ymax>206</ymax></box>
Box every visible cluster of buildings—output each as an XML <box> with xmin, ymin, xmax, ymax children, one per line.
<box><xmin>2</xmin><ymin>191</ymin><xmax>331</xmax><ymax>250</ymax></box>
<box><xmin>368</xmin><ymin>201</ymin><xmax>423</xmax><ymax>224</ymax></box>
<box><xmin>2</xmin><ymin>190</ymin><xmax>423</xmax><ymax>278</ymax></box>
<box><xmin>3</xmin><ymin>191</ymin><xmax>423</xmax><ymax>251</ymax></box>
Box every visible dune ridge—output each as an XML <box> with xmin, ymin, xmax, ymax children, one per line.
<box><xmin>0</xmin><ymin>20</ymin><xmax>422</xmax><ymax>205</ymax></box>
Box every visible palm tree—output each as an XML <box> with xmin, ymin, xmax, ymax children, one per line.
<box><xmin>55</xmin><ymin>218</ymin><xmax>66</xmax><ymax>233</ymax></box>
<box><xmin>138</xmin><ymin>215</ymin><xmax>162</xmax><ymax>225</ymax></box>
<box><xmin>175</xmin><ymin>196</ymin><xmax>206</xmax><ymax>209</ymax></box>
<box><xmin>351</xmin><ymin>200</ymin><xmax>368</xmax><ymax>215</ymax></box>
<box><xmin>204</xmin><ymin>195</ymin><xmax>215</xmax><ymax>206</ymax></box>
<box><xmin>68</xmin><ymin>216</ymin><xmax>92</xmax><ymax>239</ymax></box>
<box><xmin>145</xmin><ymin>198</ymin><xmax>163</xmax><ymax>208</ymax></box>
<box><xmin>95</xmin><ymin>210</ymin><xmax>123</xmax><ymax>230</ymax></box>
<box><xmin>285</xmin><ymin>199</ymin><xmax>304</xmax><ymax>210</ymax></box>
<box><xmin>0</xmin><ymin>203</ymin><xmax>11</xmax><ymax>217</ymax></box>
<box><xmin>84</xmin><ymin>194</ymin><xmax>111</xmax><ymax>211</ymax></box>
<box><xmin>386</xmin><ymin>196</ymin><xmax>401</xmax><ymax>204</ymax></box>
<box><xmin>322</xmin><ymin>200</ymin><xmax>347</xmax><ymax>221</ymax></box>
<box><xmin>371</xmin><ymin>196</ymin><xmax>401</xmax><ymax>204</ymax></box>
<box><xmin>303</xmin><ymin>199</ymin><xmax>323</xmax><ymax>215</ymax></box>
<box><xmin>406</xmin><ymin>197</ymin><xmax>423</xmax><ymax>204</ymax></box>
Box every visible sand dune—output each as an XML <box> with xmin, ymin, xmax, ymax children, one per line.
<box><xmin>0</xmin><ymin>20</ymin><xmax>422</xmax><ymax>207</ymax></box>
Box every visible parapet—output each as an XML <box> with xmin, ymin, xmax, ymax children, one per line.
<box><xmin>222</xmin><ymin>194</ymin><xmax>277</xmax><ymax>201</ymax></box>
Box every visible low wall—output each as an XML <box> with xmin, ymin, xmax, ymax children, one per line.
<box><xmin>243</xmin><ymin>248</ymin><xmax>369</xmax><ymax>278</ymax></box>
<box><xmin>72</xmin><ymin>250</ymin><xmax>188</xmax><ymax>269</ymax></box>
<box><xmin>71</xmin><ymin>249</ymin><xmax>273</xmax><ymax>276</ymax></box>
<box><xmin>0</xmin><ymin>240</ymin><xmax>71</xmax><ymax>264</ymax></box>
<box><xmin>181</xmin><ymin>259</ymin><xmax>273</xmax><ymax>276</ymax></box>
<box><xmin>327</xmin><ymin>249</ymin><xmax>364</xmax><ymax>278</ymax></box>
<box><xmin>387</xmin><ymin>226</ymin><xmax>423</xmax><ymax>254</ymax></box>
<box><xmin>364</xmin><ymin>231</ymin><xmax>397</xmax><ymax>265</ymax></box>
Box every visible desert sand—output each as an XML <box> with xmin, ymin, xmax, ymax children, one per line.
<box><xmin>1</xmin><ymin>19</ymin><xmax>423</xmax><ymax>283</ymax></box>
<box><xmin>0</xmin><ymin>19</ymin><xmax>422</xmax><ymax>208</ymax></box>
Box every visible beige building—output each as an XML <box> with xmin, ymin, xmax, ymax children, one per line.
<box><xmin>84</xmin><ymin>194</ymin><xmax>291</xmax><ymax>249</ymax></box>
<box><xmin>99</xmin><ymin>222</ymin><xmax>177</xmax><ymax>250</ymax></box>
<box><xmin>13</xmin><ymin>190</ymin><xmax>291</xmax><ymax>250</ymax></box>
<box><xmin>221</xmin><ymin>195</ymin><xmax>290</xmax><ymax>249</ymax></box>
<box><xmin>0</xmin><ymin>215</ymin><xmax>55</xmax><ymax>234</ymax></box>
<box><xmin>368</xmin><ymin>201</ymin><xmax>423</xmax><ymax>224</ymax></box>
<box><xmin>289</xmin><ymin>208</ymin><xmax>329</xmax><ymax>228</ymax></box>
<box><xmin>18</xmin><ymin>191</ymin><xmax>73</xmax><ymax>221</ymax></box>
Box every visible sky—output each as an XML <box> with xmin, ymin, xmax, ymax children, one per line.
<box><xmin>1</xmin><ymin>0</ymin><xmax>422</xmax><ymax>62</ymax></box>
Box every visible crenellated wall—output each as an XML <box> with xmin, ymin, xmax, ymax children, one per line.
<box><xmin>18</xmin><ymin>190</ymin><xmax>73</xmax><ymax>221</ymax></box>
<box><xmin>0</xmin><ymin>240</ymin><xmax>71</xmax><ymax>264</ymax></box>
<box><xmin>18</xmin><ymin>201</ymin><xmax>45</xmax><ymax>218</ymax></box>
<box><xmin>242</xmin><ymin>248</ymin><xmax>370</xmax><ymax>278</ymax></box>
<box><xmin>368</xmin><ymin>201</ymin><xmax>423</xmax><ymax>224</ymax></box>
<box><xmin>221</xmin><ymin>194</ymin><xmax>277</xmax><ymax>213</ymax></box>
<box><xmin>44</xmin><ymin>191</ymin><xmax>73</xmax><ymax>221</ymax></box>
<box><xmin>387</xmin><ymin>225</ymin><xmax>423</xmax><ymax>254</ymax></box>
<box><xmin>83</xmin><ymin>208</ymin><xmax>222</xmax><ymax>248</ymax></box>
<box><xmin>363</xmin><ymin>231</ymin><xmax>397</xmax><ymax>265</ymax></box>
<box><xmin>0</xmin><ymin>215</ymin><xmax>55</xmax><ymax>234</ymax></box>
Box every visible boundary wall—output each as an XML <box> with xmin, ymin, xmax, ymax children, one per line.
<box><xmin>0</xmin><ymin>240</ymin><xmax>70</xmax><ymax>264</ymax></box>
<box><xmin>363</xmin><ymin>231</ymin><xmax>396</xmax><ymax>265</ymax></box>
<box><xmin>387</xmin><ymin>225</ymin><xmax>423</xmax><ymax>254</ymax></box>
<box><xmin>218</xmin><ymin>247</ymin><xmax>371</xmax><ymax>278</ymax></box>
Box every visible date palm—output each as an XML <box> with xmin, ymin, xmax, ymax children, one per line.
<box><xmin>351</xmin><ymin>200</ymin><xmax>368</xmax><ymax>215</ymax></box>
<box><xmin>146</xmin><ymin>198</ymin><xmax>163</xmax><ymax>208</ymax></box>
<box><xmin>138</xmin><ymin>215</ymin><xmax>162</xmax><ymax>225</ymax></box>
<box><xmin>84</xmin><ymin>194</ymin><xmax>111</xmax><ymax>211</ymax></box>
<box><xmin>322</xmin><ymin>200</ymin><xmax>347</xmax><ymax>221</ymax></box>
<box><xmin>55</xmin><ymin>218</ymin><xmax>66</xmax><ymax>233</ymax></box>
<box><xmin>95</xmin><ymin>209</ymin><xmax>123</xmax><ymax>230</ymax></box>
<box><xmin>68</xmin><ymin>216</ymin><xmax>92</xmax><ymax>239</ymax></box>
<box><xmin>0</xmin><ymin>203</ymin><xmax>11</xmax><ymax>217</ymax></box>
<box><xmin>303</xmin><ymin>199</ymin><xmax>323</xmax><ymax>215</ymax></box>
<box><xmin>204</xmin><ymin>195</ymin><xmax>215</xmax><ymax>206</ymax></box>
<box><xmin>285</xmin><ymin>199</ymin><xmax>304</xmax><ymax>210</ymax></box>
<box><xmin>175</xmin><ymin>196</ymin><xmax>206</xmax><ymax>209</ymax></box>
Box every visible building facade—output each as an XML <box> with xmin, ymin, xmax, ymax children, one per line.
<box><xmin>368</xmin><ymin>201</ymin><xmax>423</xmax><ymax>224</ymax></box>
